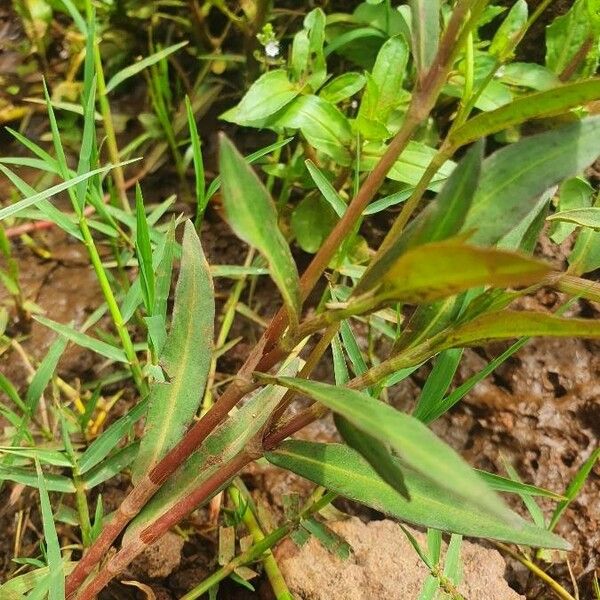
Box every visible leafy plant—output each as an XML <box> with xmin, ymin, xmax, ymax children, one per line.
<box><xmin>1</xmin><ymin>1</ymin><xmax>600</xmax><ymax>599</ymax></box>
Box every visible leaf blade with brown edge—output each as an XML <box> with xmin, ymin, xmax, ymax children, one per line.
<box><xmin>219</xmin><ymin>134</ymin><xmax>301</xmax><ymax>331</ymax></box>
<box><xmin>263</xmin><ymin>376</ymin><xmax>512</xmax><ymax>522</ymax></box>
<box><xmin>377</xmin><ymin>240</ymin><xmax>551</xmax><ymax>304</ymax></box>
<box><xmin>132</xmin><ymin>221</ymin><xmax>215</xmax><ymax>482</ymax></box>
<box><xmin>266</xmin><ymin>440</ymin><xmax>570</xmax><ymax>549</ymax></box>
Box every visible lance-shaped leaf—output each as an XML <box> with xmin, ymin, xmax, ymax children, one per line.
<box><xmin>266</xmin><ymin>441</ymin><xmax>569</xmax><ymax>549</ymax></box>
<box><xmin>463</xmin><ymin>116</ymin><xmax>600</xmax><ymax>245</ymax></box>
<box><xmin>357</xmin><ymin>140</ymin><xmax>483</xmax><ymax>294</ymax></box>
<box><xmin>547</xmin><ymin>207</ymin><xmax>600</xmax><ymax>230</ymax></box>
<box><xmin>448</xmin><ymin>79</ymin><xmax>600</xmax><ymax>149</ymax></box>
<box><xmin>219</xmin><ymin>135</ymin><xmax>301</xmax><ymax>330</ymax></box>
<box><xmin>411</xmin><ymin>0</ymin><xmax>439</xmax><ymax>76</ymax></box>
<box><xmin>132</xmin><ymin>221</ymin><xmax>214</xmax><ymax>482</ymax></box>
<box><xmin>264</xmin><ymin>376</ymin><xmax>511</xmax><ymax>520</ymax></box>
<box><xmin>125</xmin><ymin>359</ymin><xmax>301</xmax><ymax>541</ymax></box>
<box><xmin>375</xmin><ymin>240</ymin><xmax>550</xmax><ymax>304</ymax></box>
<box><xmin>440</xmin><ymin>310</ymin><xmax>600</xmax><ymax>350</ymax></box>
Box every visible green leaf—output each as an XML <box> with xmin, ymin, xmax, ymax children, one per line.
<box><xmin>0</xmin><ymin>465</ymin><xmax>75</xmax><ymax>493</ymax></box>
<box><xmin>377</xmin><ymin>240</ymin><xmax>550</xmax><ymax>304</ymax></box>
<box><xmin>186</xmin><ymin>96</ymin><xmax>206</xmax><ymax>225</ymax></box>
<box><xmin>549</xmin><ymin>177</ymin><xmax>594</xmax><ymax>243</ymax></box>
<box><xmin>442</xmin><ymin>310</ymin><xmax>600</xmax><ymax>350</ymax></box>
<box><xmin>546</xmin><ymin>0</ymin><xmax>599</xmax><ymax>78</ymax></box>
<box><xmin>449</xmin><ymin>79</ymin><xmax>600</xmax><ymax>149</ymax></box>
<box><xmin>411</xmin><ymin>0</ymin><xmax>439</xmax><ymax>76</ymax></box>
<box><xmin>26</xmin><ymin>336</ymin><xmax>68</xmax><ymax>413</ymax></box>
<box><xmin>305</xmin><ymin>160</ymin><xmax>346</xmax><ymax>217</ymax></box>
<box><xmin>135</xmin><ymin>185</ymin><xmax>155</xmax><ymax>314</ymax></box>
<box><xmin>547</xmin><ymin>207</ymin><xmax>600</xmax><ymax>229</ymax></box>
<box><xmin>219</xmin><ymin>135</ymin><xmax>301</xmax><ymax>330</ymax></box>
<box><xmin>35</xmin><ymin>460</ymin><xmax>65</xmax><ymax>599</ymax></box>
<box><xmin>266</xmin><ymin>441</ymin><xmax>569</xmax><ymax>549</ymax></box>
<box><xmin>33</xmin><ymin>316</ymin><xmax>128</xmax><ymax>363</ymax></box>
<box><xmin>499</xmin><ymin>62</ymin><xmax>560</xmax><ymax>91</ymax></box>
<box><xmin>319</xmin><ymin>72</ymin><xmax>366</xmax><ymax>103</ymax></box>
<box><xmin>265</xmin><ymin>376</ymin><xmax>510</xmax><ymax>519</ymax></box>
<box><xmin>82</xmin><ymin>442</ymin><xmax>139</xmax><ymax>489</ymax></box>
<box><xmin>105</xmin><ymin>41</ymin><xmax>188</xmax><ymax>93</ymax></box>
<box><xmin>489</xmin><ymin>0</ymin><xmax>527</xmax><ymax>58</ymax></box>
<box><xmin>125</xmin><ymin>359</ymin><xmax>301</xmax><ymax>541</ymax></box>
<box><xmin>275</xmin><ymin>95</ymin><xmax>354</xmax><ymax>165</ymax></box>
<box><xmin>548</xmin><ymin>447</ymin><xmax>600</xmax><ymax>531</ymax></box>
<box><xmin>78</xmin><ymin>398</ymin><xmax>148</xmax><ymax>473</ymax></box>
<box><xmin>0</xmin><ymin>447</ymin><xmax>72</xmax><ymax>468</ymax></box>
<box><xmin>132</xmin><ymin>221</ymin><xmax>214</xmax><ymax>481</ymax></box>
<box><xmin>477</xmin><ymin>470</ymin><xmax>564</xmax><ymax>500</ymax></box>
<box><xmin>0</xmin><ymin>162</ymin><xmax>132</xmax><ymax>221</ymax></box>
<box><xmin>463</xmin><ymin>116</ymin><xmax>600</xmax><ymax>245</ymax></box>
<box><xmin>371</xmin><ymin>35</ymin><xmax>409</xmax><ymax>117</ymax></box>
<box><xmin>291</xmin><ymin>194</ymin><xmax>338</xmax><ymax>254</ymax></box>
<box><xmin>221</xmin><ymin>69</ymin><xmax>299</xmax><ymax>127</ymax></box>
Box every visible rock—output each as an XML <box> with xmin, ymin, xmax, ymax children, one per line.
<box><xmin>129</xmin><ymin>531</ymin><xmax>185</xmax><ymax>580</ymax></box>
<box><xmin>275</xmin><ymin>517</ymin><xmax>523</xmax><ymax>600</ymax></box>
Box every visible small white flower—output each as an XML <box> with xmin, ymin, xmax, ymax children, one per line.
<box><xmin>351</xmin><ymin>100</ymin><xmax>358</xmax><ymax>109</ymax></box>
<box><xmin>265</xmin><ymin>40</ymin><xmax>280</xmax><ymax>58</ymax></box>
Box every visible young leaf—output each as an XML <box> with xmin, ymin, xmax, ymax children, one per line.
<box><xmin>377</xmin><ymin>240</ymin><xmax>551</xmax><ymax>305</ymax></box>
<box><xmin>219</xmin><ymin>135</ymin><xmax>301</xmax><ymax>330</ymax></box>
<box><xmin>547</xmin><ymin>207</ymin><xmax>600</xmax><ymax>230</ymax></box>
<box><xmin>221</xmin><ymin>70</ymin><xmax>299</xmax><ymax>126</ymax></box>
<box><xmin>319</xmin><ymin>72</ymin><xmax>366</xmax><ymax>104</ymax></box>
<box><xmin>105</xmin><ymin>41</ymin><xmax>188</xmax><ymax>93</ymax></box>
<box><xmin>265</xmin><ymin>377</ymin><xmax>511</xmax><ymax>520</ymax></box>
<box><xmin>549</xmin><ymin>177</ymin><xmax>594</xmax><ymax>243</ymax></box>
<box><xmin>371</xmin><ymin>35</ymin><xmax>409</xmax><ymax>118</ymax></box>
<box><xmin>489</xmin><ymin>0</ymin><xmax>527</xmax><ymax>59</ymax></box>
<box><xmin>463</xmin><ymin>116</ymin><xmax>600</xmax><ymax>245</ymax></box>
<box><xmin>132</xmin><ymin>221</ymin><xmax>214</xmax><ymax>481</ymax></box>
<box><xmin>35</xmin><ymin>460</ymin><xmax>65</xmax><ymax>599</ymax></box>
<box><xmin>266</xmin><ymin>441</ymin><xmax>569</xmax><ymax>549</ymax></box>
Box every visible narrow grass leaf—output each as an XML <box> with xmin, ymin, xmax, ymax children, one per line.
<box><xmin>25</xmin><ymin>336</ymin><xmax>68</xmax><ymax>412</ymax></box>
<box><xmin>185</xmin><ymin>96</ymin><xmax>206</xmax><ymax>224</ymax></box>
<box><xmin>105</xmin><ymin>41</ymin><xmax>188</xmax><ymax>93</ymax></box>
<box><xmin>266</xmin><ymin>441</ymin><xmax>569</xmax><ymax>549</ymax></box>
<box><xmin>35</xmin><ymin>460</ymin><xmax>65</xmax><ymax>599</ymax></box>
<box><xmin>135</xmin><ymin>185</ymin><xmax>155</xmax><ymax>313</ymax></box>
<box><xmin>219</xmin><ymin>135</ymin><xmax>301</xmax><ymax>330</ymax></box>
<box><xmin>0</xmin><ymin>466</ymin><xmax>75</xmax><ymax>492</ymax></box>
<box><xmin>266</xmin><ymin>377</ymin><xmax>510</xmax><ymax>520</ymax></box>
<box><xmin>78</xmin><ymin>398</ymin><xmax>148</xmax><ymax>473</ymax></box>
<box><xmin>305</xmin><ymin>160</ymin><xmax>346</xmax><ymax>217</ymax></box>
<box><xmin>82</xmin><ymin>443</ymin><xmax>139</xmax><ymax>489</ymax></box>
<box><xmin>132</xmin><ymin>221</ymin><xmax>214</xmax><ymax>481</ymax></box>
<box><xmin>479</xmin><ymin>470</ymin><xmax>564</xmax><ymax>500</ymax></box>
<box><xmin>0</xmin><ymin>447</ymin><xmax>72</xmax><ymax>468</ymax></box>
<box><xmin>34</xmin><ymin>316</ymin><xmax>128</xmax><ymax>363</ymax></box>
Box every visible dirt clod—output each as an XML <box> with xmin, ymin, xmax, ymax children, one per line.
<box><xmin>275</xmin><ymin>517</ymin><xmax>523</xmax><ymax>600</ymax></box>
<box><xmin>129</xmin><ymin>532</ymin><xmax>185</xmax><ymax>580</ymax></box>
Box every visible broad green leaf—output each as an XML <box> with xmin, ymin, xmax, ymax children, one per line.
<box><xmin>105</xmin><ymin>41</ymin><xmax>188</xmax><ymax>93</ymax></box>
<box><xmin>547</xmin><ymin>207</ymin><xmax>600</xmax><ymax>229</ymax></box>
<box><xmin>132</xmin><ymin>221</ymin><xmax>214</xmax><ymax>481</ymax></box>
<box><xmin>266</xmin><ymin>377</ymin><xmax>510</xmax><ymax>519</ymax></box>
<box><xmin>371</xmin><ymin>35</ymin><xmax>409</xmax><ymax>117</ymax></box>
<box><xmin>0</xmin><ymin>466</ymin><xmax>75</xmax><ymax>492</ymax></box>
<box><xmin>291</xmin><ymin>194</ymin><xmax>338</xmax><ymax>254</ymax></box>
<box><xmin>411</xmin><ymin>0</ymin><xmax>439</xmax><ymax>76</ymax></box>
<box><xmin>275</xmin><ymin>95</ymin><xmax>354</xmax><ymax>165</ymax></box>
<box><xmin>319</xmin><ymin>72</ymin><xmax>366</xmax><ymax>103</ymax></box>
<box><xmin>463</xmin><ymin>116</ymin><xmax>600</xmax><ymax>245</ymax></box>
<box><xmin>221</xmin><ymin>70</ymin><xmax>299</xmax><ymax>127</ymax></box>
<box><xmin>569</xmin><ymin>223</ymin><xmax>600</xmax><ymax>275</ymax></box>
<box><xmin>441</xmin><ymin>310</ymin><xmax>600</xmax><ymax>350</ymax></box>
<box><xmin>386</xmin><ymin>141</ymin><xmax>455</xmax><ymax>187</ymax></box>
<box><xmin>125</xmin><ymin>359</ymin><xmax>301</xmax><ymax>541</ymax></box>
<box><xmin>489</xmin><ymin>0</ymin><xmax>527</xmax><ymax>59</ymax></box>
<box><xmin>35</xmin><ymin>460</ymin><xmax>64</xmax><ymax>600</ymax></box>
<box><xmin>219</xmin><ymin>135</ymin><xmax>301</xmax><ymax>329</ymax></box>
<box><xmin>499</xmin><ymin>62</ymin><xmax>560</xmax><ymax>91</ymax></box>
<box><xmin>33</xmin><ymin>316</ymin><xmax>127</xmax><ymax>363</ymax></box>
<box><xmin>549</xmin><ymin>177</ymin><xmax>594</xmax><ymax>243</ymax></box>
<box><xmin>376</xmin><ymin>240</ymin><xmax>550</xmax><ymax>304</ymax></box>
<box><xmin>358</xmin><ymin>140</ymin><xmax>483</xmax><ymax>294</ymax></box>
<box><xmin>546</xmin><ymin>0</ymin><xmax>599</xmax><ymax>78</ymax></box>
<box><xmin>449</xmin><ymin>79</ymin><xmax>600</xmax><ymax>148</ymax></box>
<box><xmin>266</xmin><ymin>441</ymin><xmax>569</xmax><ymax>549</ymax></box>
